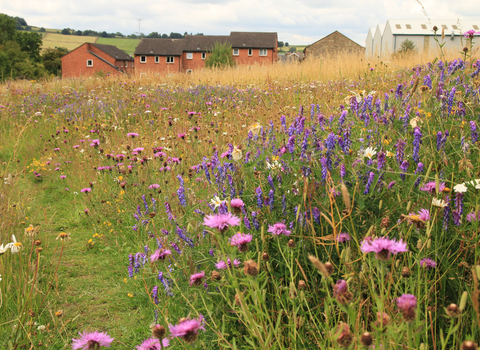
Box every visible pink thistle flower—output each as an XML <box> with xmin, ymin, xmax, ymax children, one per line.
<box><xmin>360</xmin><ymin>237</ymin><xmax>408</xmax><ymax>260</ymax></box>
<box><xmin>149</xmin><ymin>184</ymin><xmax>160</xmax><ymax>189</ymax></box>
<box><xmin>133</xmin><ymin>147</ymin><xmax>144</xmax><ymax>153</ymax></box>
<box><xmin>189</xmin><ymin>271</ymin><xmax>205</xmax><ymax>286</ymax></box>
<box><xmin>229</xmin><ymin>233</ymin><xmax>253</xmax><ymax>252</ymax></box>
<box><xmin>135</xmin><ymin>338</ymin><xmax>170</xmax><ymax>350</ymax></box>
<box><xmin>466</xmin><ymin>211</ymin><xmax>480</xmax><ymax>222</ymax></box>
<box><xmin>127</xmin><ymin>132</ymin><xmax>139</xmax><ymax>138</ymax></box>
<box><xmin>333</xmin><ymin>279</ymin><xmax>353</xmax><ymax>305</ymax></box>
<box><xmin>60</xmin><ymin>175</ymin><xmax>67</xmax><ymax>179</ymax></box>
<box><xmin>203</xmin><ymin>213</ymin><xmax>240</xmax><ymax>232</ymax></box>
<box><xmin>396</xmin><ymin>294</ymin><xmax>417</xmax><ymax>322</ymax></box>
<box><xmin>420</xmin><ymin>181</ymin><xmax>445</xmax><ymax>194</ymax></box>
<box><xmin>336</xmin><ymin>233</ymin><xmax>350</xmax><ymax>243</ymax></box>
<box><xmin>177</xmin><ymin>133</ymin><xmax>186</xmax><ymax>139</ymax></box>
<box><xmin>90</xmin><ymin>139</ymin><xmax>100</xmax><ymax>147</ymax></box>
<box><xmin>169</xmin><ymin>315</ymin><xmax>205</xmax><ymax>343</ymax></box>
<box><xmin>150</xmin><ymin>249</ymin><xmax>172</xmax><ymax>262</ymax></box>
<box><xmin>72</xmin><ymin>331</ymin><xmax>114</xmax><ymax>349</ymax></box>
<box><xmin>230</xmin><ymin>199</ymin><xmax>245</xmax><ymax>208</ymax></box>
<box><xmin>420</xmin><ymin>258</ymin><xmax>436</xmax><ymax>269</ymax></box>
<box><xmin>267</xmin><ymin>222</ymin><xmax>291</xmax><ymax>236</ymax></box>
<box><xmin>215</xmin><ymin>258</ymin><xmax>241</xmax><ymax>270</ymax></box>
<box><xmin>80</xmin><ymin>188</ymin><xmax>92</xmax><ymax>193</ymax></box>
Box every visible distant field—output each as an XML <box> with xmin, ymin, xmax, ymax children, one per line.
<box><xmin>96</xmin><ymin>37</ymin><xmax>139</xmax><ymax>55</ymax></box>
<box><xmin>279</xmin><ymin>45</ymin><xmax>306</xmax><ymax>53</ymax></box>
<box><xmin>31</xmin><ymin>26</ymin><xmax>62</xmax><ymax>33</ymax></box>
<box><xmin>42</xmin><ymin>33</ymin><xmax>97</xmax><ymax>51</ymax></box>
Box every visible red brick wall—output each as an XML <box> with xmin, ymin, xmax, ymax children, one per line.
<box><xmin>182</xmin><ymin>52</ymin><xmax>207</xmax><ymax>72</ymax></box>
<box><xmin>233</xmin><ymin>48</ymin><xmax>277</xmax><ymax>65</ymax></box>
<box><xmin>134</xmin><ymin>55</ymin><xmax>181</xmax><ymax>75</ymax></box>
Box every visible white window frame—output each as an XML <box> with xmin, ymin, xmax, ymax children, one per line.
<box><xmin>120</xmin><ymin>61</ymin><xmax>123</xmax><ymax>67</ymax></box>
<box><xmin>259</xmin><ymin>49</ymin><xmax>267</xmax><ymax>56</ymax></box>
<box><xmin>166</xmin><ymin>56</ymin><xmax>174</xmax><ymax>63</ymax></box>
<box><xmin>186</xmin><ymin>52</ymin><xmax>193</xmax><ymax>60</ymax></box>
<box><xmin>233</xmin><ymin>48</ymin><xmax>239</xmax><ymax>56</ymax></box>
<box><xmin>155</xmin><ymin>56</ymin><xmax>159</xmax><ymax>63</ymax></box>
<box><xmin>87</xmin><ymin>59</ymin><xmax>93</xmax><ymax>67</ymax></box>
<box><xmin>140</xmin><ymin>56</ymin><xmax>146</xmax><ymax>63</ymax></box>
<box><xmin>201</xmin><ymin>52</ymin><xmax>206</xmax><ymax>60</ymax></box>
<box><xmin>248</xmin><ymin>49</ymin><xmax>252</xmax><ymax>56</ymax></box>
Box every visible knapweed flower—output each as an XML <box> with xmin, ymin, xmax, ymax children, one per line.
<box><xmin>363</xmin><ymin>146</ymin><xmax>377</xmax><ymax>159</ymax></box>
<box><xmin>466</xmin><ymin>211</ymin><xmax>480</xmax><ymax>222</ymax></box>
<box><xmin>127</xmin><ymin>132</ymin><xmax>139</xmax><ymax>138</ymax></box>
<box><xmin>169</xmin><ymin>315</ymin><xmax>205</xmax><ymax>343</ymax></box>
<box><xmin>72</xmin><ymin>331</ymin><xmax>114</xmax><ymax>349</ymax></box>
<box><xmin>333</xmin><ymin>280</ymin><xmax>353</xmax><ymax>304</ymax></box>
<box><xmin>215</xmin><ymin>258</ymin><xmax>241</xmax><ymax>270</ymax></box>
<box><xmin>149</xmin><ymin>184</ymin><xmax>160</xmax><ymax>190</ymax></box>
<box><xmin>420</xmin><ymin>258</ymin><xmax>437</xmax><ymax>269</ymax></box>
<box><xmin>203</xmin><ymin>213</ymin><xmax>240</xmax><ymax>232</ymax></box>
<box><xmin>230</xmin><ymin>198</ymin><xmax>245</xmax><ymax>214</ymax></box>
<box><xmin>189</xmin><ymin>271</ymin><xmax>205</xmax><ymax>286</ymax></box>
<box><xmin>267</xmin><ymin>222</ymin><xmax>291</xmax><ymax>236</ymax></box>
<box><xmin>432</xmin><ymin>197</ymin><xmax>448</xmax><ymax>208</ymax></box>
<box><xmin>360</xmin><ymin>237</ymin><xmax>408</xmax><ymax>260</ymax></box>
<box><xmin>396</xmin><ymin>294</ymin><xmax>417</xmax><ymax>322</ymax></box>
<box><xmin>81</xmin><ymin>188</ymin><xmax>92</xmax><ymax>193</ymax></box>
<box><xmin>336</xmin><ymin>233</ymin><xmax>351</xmax><ymax>243</ymax></box>
<box><xmin>229</xmin><ymin>233</ymin><xmax>253</xmax><ymax>252</ymax></box>
<box><xmin>136</xmin><ymin>338</ymin><xmax>169</xmax><ymax>350</ymax></box>
<box><xmin>150</xmin><ymin>249</ymin><xmax>171</xmax><ymax>262</ymax></box>
<box><xmin>420</xmin><ymin>181</ymin><xmax>446</xmax><ymax>194</ymax></box>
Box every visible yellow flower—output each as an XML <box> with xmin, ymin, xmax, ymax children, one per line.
<box><xmin>93</xmin><ymin>233</ymin><xmax>101</xmax><ymax>238</ymax></box>
<box><xmin>56</xmin><ymin>232</ymin><xmax>71</xmax><ymax>240</ymax></box>
<box><xmin>127</xmin><ymin>293</ymin><xmax>133</xmax><ymax>298</ymax></box>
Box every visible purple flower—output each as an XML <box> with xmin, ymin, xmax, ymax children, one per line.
<box><xmin>136</xmin><ymin>338</ymin><xmax>170</xmax><ymax>350</ymax></box>
<box><xmin>189</xmin><ymin>271</ymin><xmax>205</xmax><ymax>286</ymax></box>
<box><xmin>203</xmin><ymin>213</ymin><xmax>241</xmax><ymax>232</ymax></box>
<box><xmin>229</xmin><ymin>233</ymin><xmax>253</xmax><ymax>252</ymax></box>
<box><xmin>149</xmin><ymin>184</ymin><xmax>160</xmax><ymax>189</ymax></box>
<box><xmin>72</xmin><ymin>331</ymin><xmax>114</xmax><ymax>349</ymax></box>
<box><xmin>255</xmin><ymin>186</ymin><xmax>263</xmax><ymax>208</ymax></box>
<box><xmin>215</xmin><ymin>258</ymin><xmax>241</xmax><ymax>270</ymax></box>
<box><xmin>150</xmin><ymin>249</ymin><xmax>172</xmax><ymax>262</ymax></box>
<box><xmin>420</xmin><ymin>258</ymin><xmax>437</xmax><ymax>269</ymax></box>
<box><xmin>360</xmin><ymin>237</ymin><xmax>408</xmax><ymax>260</ymax></box>
<box><xmin>127</xmin><ymin>132</ymin><xmax>139</xmax><ymax>138</ymax></box>
<box><xmin>267</xmin><ymin>222</ymin><xmax>291</xmax><ymax>236</ymax></box>
<box><xmin>466</xmin><ymin>211</ymin><xmax>480</xmax><ymax>222</ymax></box>
<box><xmin>337</xmin><ymin>233</ymin><xmax>351</xmax><ymax>243</ymax></box>
<box><xmin>420</xmin><ymin>181</ymin><xmax>446</xmax><ymax>194</ymax></box>
<box><xmin>230</xmin><ymin>198</ymin><xmax>245</xmax><ymax>209</ymax></box>
<box><xmin>396</xmin><ymin>294</ymin><xmax>417</xmax><ymax>321</ymax></box>
<box><xmin>81</xmin><ymin>188</ymin><xmax>92</xmax><ymax>193</ymax></box>
<box><xmin>169</xmin><ymin>315</ymin><xmax>205</xmax><ymax>343</ymax></box>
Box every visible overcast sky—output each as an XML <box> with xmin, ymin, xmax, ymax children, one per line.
<box><xmin>1</xmin><ymin>0</ymin><xmax>480</xmax><ymax>45</ymax></box>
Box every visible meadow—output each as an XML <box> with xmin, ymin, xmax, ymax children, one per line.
<box><xmin>1</xmin><ymin>47</ymin><xmax>480</xmax><ymax>350</ymax></box>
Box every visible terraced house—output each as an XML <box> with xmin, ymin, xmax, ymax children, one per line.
<box><xmin>61</xmin><ymin>43</ymin><xmax>134</xmax><ymax>78</ymax></box>
<box><xmin>134</xmin><ymin>32</ymin><xmax>278</xmax><ymax>75</ymax></box>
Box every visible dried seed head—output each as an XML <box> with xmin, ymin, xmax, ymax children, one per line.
<box><xmin>308</xmin><ymin>255</ymin><xmax>330</xmax><ymax>277</ymax></box>
<box><xmin>211</xmin><ymin>270</ymin><xmax>222</xmax><ymax>281</ymax></box>
<box><xmin>446</xmin><ymin>303</ymin><xmax>461</xmax><ymax>318</ymax></box>
<box><xmin>401</xmin><ymin>266</ymin><xmax>411</xmax><ymax>277</ymax></box>
<box><xmin>34</xmin><ymin>240</ymin><xmax>41</xmax><ymax>246</ymax></box>
<box><xmin>262</xmin><ymin>252</ymin><xmax>270</xmax><ymax>261</ymax></box>
<box><xmin>152</xmin><ymin>324</ymin><xmax>166</xmax><ymax>339</ymax></box>
<box><xmin>28</xmin><ymin>309</ymin><xmax>36</xmax><ymax>317</ymax></box>
<box><xmin>341</xmin><ymin>182</ymin><xmax>351</xmax><ymax>212</ymax></box>
<box><xmin>374</xmin><ymin>312</ymin><xmax>391</xmax><ymax>329</ymax></box>
<box><xmin>287</xmin><ymin>239</ymin><xmax>295</xmax><ymax>248</ymax></box>
<box><xmin>462</xmin><ymin>341</ymin><xmax>478</xmax><ymax>350</ymax></box>
<box><xmin>360</xmin><ymin>332</ymin><xmax>373</xmax><ymax>347</ymax></box>
<box><xmin>244</xmin><ymin>259</ymin><xmax>259</xmax><ymax>277</ymax></box>
<box><xmin>325</xmin><ymin>262</ymin><xmax>335</xmax><ymax>275</ymax></box>
<box><xmin>336</xmin><ymin>322</ymin><xmax>353</xmax><ymax>348</ymax></box>
<box><xmin>298</xmin><ymin>280</ymin><xmax>306</xmax><ymax>290</ymax></box>
<box><xmin>380</xmin><ymin>216</ymin><xmax>390</xmax><ymax>228</ymax></box>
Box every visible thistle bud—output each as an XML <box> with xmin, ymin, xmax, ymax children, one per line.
<box><xmin>298</xmin><ymin>280</ymin><xmax>306</xmax><ymax>290</ymax></box>
<box><xmin>262</xmin><ymin>252</ymin><xmax>270</xmax><ymax>261</ymax></box>
<box><xmin>336</xmin><ymin>322</ymin><xmax>353</xmax><ymax>348</ymax></box>
<box><xmin>211</xmin><ymin>270</ymin><xmax>221</xmax><ymax>281</ymax></box>
<box><xmin>374</xmin><ymin>312</ymin><xmax>390</xmax><ymax>329</ymax></box>
<box><xmin>401</xmin><ymin>266</ymin><xmax>411</xmax><ymax>277</ymax></box>
<box><xmin>152</xmin><ymin>324</ymin><xmax>166</xmax><ymax>339</ymax></box>
<box><xmin>446</xmin><ymin>303</ymin><xmax>460</xmax><ymax>318</ymax></box>
<box><xmin>287</xmin><ymin>239</ymin><xmax>295</xmax><ymax>248</ymax></box>
<box><xmin>360</xmin><ymin>332</ymin><xmax>373</xmax><ymax>347</ymax></box>
<box><xmin>28</xmin><ymin>310</ymin><xmax>36</xmax><ymax>317</ymax></box>
<box><xmin>461</xmin><ymin>341</ymin><xmax>478</xmax><ymax>350</ymax></box>
<box><xmin>325</xmin><ymin>262</ymin><xmax>335</xmax><ymax>275</ymax></box>
<box><xmin>244</xmin><ymin>259</ymin><xmax>259</xmax><ymax>277</ymax></box>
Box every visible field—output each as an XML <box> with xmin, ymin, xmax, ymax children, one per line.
<box><xmin>96</xmin><ymin>37</ymin><xmax>140</xmax><ymax>55</ymax></box>
<box><xmin>1</xmin><ymin>49</ymin><xmax>480</xmax><ymax>350</ymax></box>
<box><xmin>41</xmin><ymin>33</ymin><xmax>98</xmax><ymax>51</ymax></box>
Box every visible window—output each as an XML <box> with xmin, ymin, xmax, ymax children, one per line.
<box><xmin>395</xmin><ymin>24</ymin><xmax>401</xmax><ymax>29</ymax></box>
<box><xmin>140</xmin><ymin>56</ymin><xmax>146</xmax><ymax>63</ymax></box>
<box><xmin>201</xmin><ymin>52</ymin><xmax>206</xmax><ymax>60</ymax></box>
<box><xmin>186</xmin><ymin>69</ymin><xmax>193</xmax><ymax>74</ymax></box>
<box><xmin>233</xmin><ymin>48</ymin><xmax>239</xmax><ymax>56</ymax></box>
<box><xmin>421</xmin><ymin>24</ymin><xmax>427</xmax><ymax>29</ymax></box>
<box><xmin>186</xmin><ymin>52</ymin><xmax>193</xmax><ymax>59</ymax></box>
<box><xmin>166</xmin><ymin>56</ymin><xmax>174</xmax><ymax>63</ymax></box>
<box><xmin>87</xmin><ymin>60</ymin><xmax>93</xmax><ymax>67</ymax></box>
<box><xmin>120</xmin><ymin>61</ymin><xmax>123</xmax><ymax>67</ymax></box>
<box><xmin>406</xmin><ymin>24</ymin><xmax>412</xmax><ymax>29</ymax></box>
<box><xmin>155</xmin><ymin>56</ymin><xmax>159</xmax><ymax>63</ymax></box>
<box><xmin>248</xmin><ymin>49</ymin><xmax>252</xmax><ymax>56</ymax></box>
<box><xmin>259</xmin><ymin>49</ymin><xmax>267</xmax><ymax>56</ymax></box>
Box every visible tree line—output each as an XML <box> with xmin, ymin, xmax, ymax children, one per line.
<box><xmin>0</xmin><ymin>14</ymin><xmax>68</xmax><ymax>81</ymax></box>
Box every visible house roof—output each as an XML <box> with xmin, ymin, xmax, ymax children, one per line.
<box><xmin>304</xmin><ymin>31</ymin><xmax>364</xmax><ymax>50</ymax></box>
<box><xmin>90</xmin><ymin>43</ymin><xmax>134</xmax><ymax>60</ymax></box>
<box><xmin>135</xmin><ymin>32</ymin><xmax>277</xmax><ymax>55</ymax></box>
<box><xmin>386</xmin><ymin>19</ymin><xmax>480</xmax><ymax>36</ymax></box>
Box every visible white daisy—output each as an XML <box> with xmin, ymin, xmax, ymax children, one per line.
<box><xmin>432</xmin><ymin>197</ymin><xmax>448</xmax><ymax>208</ymax></box>
<box><xmin>10</xmin><ymin>235</ymin><xmax>23</xmax><ymax>254</ymax></box>
<box><xmin>210</xmin><ymin>196</ymin><xmax>223</xmax><ymax>209</ymax></box>
<box><xmin>454</xmin><ymin>183</ymin><xmax>468</xmax><ymax>193</ymax></box>
<box><xmin>363</xmin><ymin>147</ymin><xmax>377</xmax><ymax>159</ymax></box>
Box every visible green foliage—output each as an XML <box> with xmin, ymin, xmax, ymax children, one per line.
<box><xmin>278</xmin><ymin>41</ymin><xmax>284</xmax><ymax>48</ymax></box>
<box><xmin>39</xmin><ymin>27</ymin><xmax>46</xmax><ymax>32</ymax></box>
<box><xmin>41</xmin><ymin>47</ymin><xmax>68</xmax><ymax>75</ymax></box>
<box><xmin>0</xmin><ymin>41</ymin><xmax>46</xmax><ymax>80</ymax></box>
<box><xmin>289</xmin><ymin>46</ymin><xmax>297</xmax><ymax>53</ymax></box>
<box><xmin>285</xmin><ymin>42</ymin><xmax>289</xmax><ymax>47</ymax></box>
<box><xmin>15</xmin><ymin>31</ymin><xmax>43</xmax><ymax>62</ymax></box>
<box><xmin>397</xmin><ymin>39</ymin><xmax>417</xmax><ymax>55</ymax></box>
<box><xmin>0</xmin><ymin>13</ymin><xmax>16</xmax><ymax>45</ymax></box>
<box><xmin>61</xmin><ymin>28</ymin><xmax>71</xmax><ymax>35</ymax></box>
<box><xmin>204</xmin><ymin>42</ymin><xmax>235</xmax><ymax>69</ymax></box>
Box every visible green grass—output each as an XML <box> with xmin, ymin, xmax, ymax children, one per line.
<box><xmin>41</xmin><ymin>33</ymin><xmax>97</xmax><ymax>51</ymax></box>
<box><xmin>96</xmin><ymin>38</ymin><xmax>140</xmax><ymax>55</ymax></box>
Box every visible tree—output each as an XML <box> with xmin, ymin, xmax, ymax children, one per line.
<box><xmin>100</xmin><ymin>31</ymin><xmax>108</xmax><ymax>38</ymax></box>
<box><xmin>39</xmin><ymin>27</ymin><xmax>46</xmax><ymax>32</ymax></box>
<box><xmin>15</xmin><ymin>31</ymin><xmax>43</xmax><ymax>62</ymax></box>
<box><xmin>0</xmin><ymin>14</ymin><xmax>17</xmax><ymax>46</ymax></box>
<box><xmin>289</xmin><ymin>46</ymin><xmax>296</xmax><ymax>53</ymax></box>
<box><xmin>75</xmin><ymin>30</ymin><xmax>82</xmax><ymax>36</ymax></box>
<box><xmin>0</xmin><ymin>41</ymin><xmax>46</xmax><ymax>80</ymax></box>
<box><xmin>396</xmin><ymin>39</ymin><xmax>417</xmax><ymax>57</ymax></box>
<box><xmin>61</xmin><ymin>28</ymin><xmax>71</xmax><ymax>35</ymax></box>
<box><xmin>204</xmin><ymin>42</ymin><xmax>235</xmax><ymax>69</ymax></box>
<box><xmin>278</xmin><ymin>41</ymin><xmax>284</xmax><ymax>48</ymax></box>
<box><xmin>115</xmin><ymin>32</ymin><xmax>124</xmax><ymax>37</ymax></box>
<box><xmin>148</xmin><ymin>32</ymin><xmax>160</xmax><ymax>38</ymax></box>
<box><xmin>41</xmin><ymin>47</ymin><xmax>68</xmax><ymax>75</ymax></box>
<box><xmin>285</xmin><ymin>42</ymin><xmax>289</xmax><ymax>47</ymax></box>
<box><xmin>170</xmin><ymin>32</ymin><xmax>183</xmax><ymax>39</ymax></box>
<box><xmin>162</xmin><ymin>34</ymin><xmax>168</xmax><ymax>38</ymax></box>
<box><xmin>14</xmin><ymin>16</ymin><xmax>27</xmax><ymax>26</ymax></box>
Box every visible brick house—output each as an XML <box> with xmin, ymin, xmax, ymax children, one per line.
<box><xmin>304</xmin><ymin>31</ymin><xmax>364</xmax><ymax>58</ymax></box>
<box><xmin>61</xmin><ymin>43</ymin><xmax>134</xmax><ymax>78</ymax></box>
<box><xmin>134</xmin><ymin>32</ymin><xmax>278</xmax><ymax>75</ymax></box>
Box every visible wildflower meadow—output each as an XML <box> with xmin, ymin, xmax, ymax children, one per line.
<box><xmin>1</xmin><ymin>47</ymin><xmax>480</xmax><ymax>349</ymax></box>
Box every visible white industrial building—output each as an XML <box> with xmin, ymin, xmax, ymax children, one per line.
<box><xmin>366</xmin><ymin>19</ymin><xmax>480</xmax><ymax>58</ymax></box>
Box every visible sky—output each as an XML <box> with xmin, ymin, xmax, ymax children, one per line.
<box><xmin>1</xmin><ymin>0</ymin><xmax>480</xmax><ymax>46</ymax></box>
